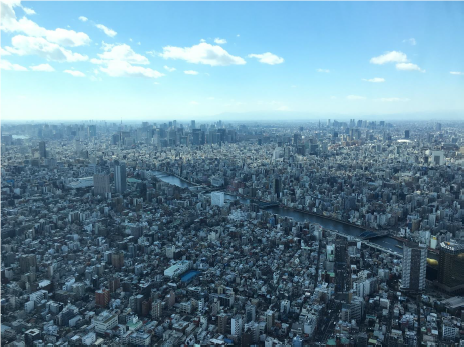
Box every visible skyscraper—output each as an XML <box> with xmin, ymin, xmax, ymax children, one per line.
<box><xmin>334</xmin><ymin>238</ymin><xmax>350</xmax><ymax>293</ymax></box>
<box><xmin>88</xmin><ymin>125</ymin><xmax>97</xmax><ymax>137</ymax></box>
<box><xmin>401</xmin><ymin>242</ymin><xmax>427</xmax><ymax>292</ymax></box>
<box><xmin>39</xmin><ymin>141</ymin><xmax>47</xmax><ymax>158</ymax></box>
<box><xmin>114</xmin><ymin>161</ymin><xmax>127</xmax><ymax>194</ymax></box>
<box><xmin>93</xmin><ymin>174</ymin><xmax>111</xmax><ymax>196</ymax></box>
<box><xmin>272</xmin><ymin>178</ymin><xmax>281</xmax><ymax>197</ymax></box>
<box><xmin>404</xmin><ymin>130</ymin><xmax>410</xmax><ymax>139</ymax></box>
<box><xmin>437</xmin><ymin>241</ymin><xmax>464</xmax><ymax>293</ymax></box>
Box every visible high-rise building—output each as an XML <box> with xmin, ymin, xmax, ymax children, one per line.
<box><xmin>404</xmin><ymin>130</ymin><xmax>410</xmax><ymax>139</ymax></box>
<box><xmin>438</xmin><ymin>241</ymin><xmax>464</xmax><ymax>293</ymax></box>
<box><xmin>218</xmin><ymin>313</ymin><xmax>228</xmax><ymax>335</ymax></box>
<box><xmin>191</xmin><ymin>120</ymin><xmax>196</xmax><ymax>129</ymax></box>
<box><xmin>88</xmin><ymin>125</ymin><xmax>97</xmax><ymax>137</ymax></box>
<box><xmin>39</xmin><ymin>141</ymin><xmax>47</xmax><ymax>158</ymax></box>
<box><xmin>266</xmin><ymin>310</ymin><xmax>275</xmax><ymax>333</ymax></box>
<box><xmin>114</xmin><ymin>161</ymin><xmax>127</xmax><ymax>194</ymax></box>
<box><xmin>231</xmin><ymin>314</ymin><xmax>243</xmax><ymax>337</ymax></box>
<box><xmin>93</xmin><ymin>174</ymin><xmax>111</xmax><ymax>196</ymax></box>
<box><xmin>245</xmin><ymin>303</ymin><xmax>256</xmax><ymax>323</ymax></box>
<box><xmin>334</xmin><ymin>238</ymin><xmax>350</xmax><ymax>293</ymax></box>
<box><xmin>211</xmin><ymin>192</ymin><xmax>224</xmax><ymax>207</ymax></box>
<box><xmin>401</xmin><ymin>242</ymin><xmax>427</xmax><ymax>292</ymax></box>
<box><xmin>111</xmin><ymin>252</ymin><xmax>124</xmax><ymax>271</ymax></box>
<box><xmin>272</xmin><ymin>178</ymin><xmax>281</xmax><ymax>197</ymax></box>
<box><xmin>109</xmin><ymin>277</ymin><xmax>120</xmax><ymax>293</ymax></box>
<box><xmin>151</xmin><ymin>299</ymin><xmax>163</xmax><ymax>319</ymax></box>
<box><xmin>95</xmin><ymin>288</ymin><xmax>110</xmax><ymax>308</ymax></box>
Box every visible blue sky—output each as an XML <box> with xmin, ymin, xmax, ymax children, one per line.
<box><xmin>1</xmin><ymin>1</ymin><xmax>464</xmax><ymax>121</ymax></box>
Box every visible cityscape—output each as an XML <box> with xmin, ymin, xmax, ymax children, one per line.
<box><xmin>2</xmin><ymin>0</ymin><xmax>464</xmax><ymax>346</ymax></box>
<box><xmin>1</xmin><ymin>119</ymin><xmax>464</xmax><ymax>346</ymax></box>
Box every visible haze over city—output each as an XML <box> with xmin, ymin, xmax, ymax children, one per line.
<box><xmin>2</xmin><ymin>1</ymin><xmax>464</xmax><ymax>347</ymax></box>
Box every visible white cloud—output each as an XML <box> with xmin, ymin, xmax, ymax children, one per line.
<box><xmin>376</xmin><ymin>97</ymin><xmax>410</xmax><ymax>102</ymax></box>
<box><xmin>403</xmin><ymin>38</ymin><xmax>416</xmax><ymax>45</ymax></box>
<box><xmin>450</xmin><ymin>71</ymin><xmax>463</xmax><ymax>75</ymax></box>
<box><xmin>248</xmin><ymin>52</ymin><xmax>284</xmax><ymax>65</ymax></box>
<box><xmin>346</xmin><ymin>95</ymin><xmax>366</xmax><ymax>100</ymax></box>
<box><xmin>0</xmin><ymin>47</ymin><xmax>11</xmax><ymax>55</ymax></box>
<box><xmin>237</xmin><ymin>34</ymin><xmax>240</xmax><ymax>37</ymax></box>
<box><xmin>78</xmin><ymin>16</ymin><xmax>88</xmax><ymax>22</ymax></box>
<box><xmin>184</xmin><ymin>70</ymin><xmax>199</xmax><ymax>75</ymax></box>
<box><xmin>95</xmin><ymin>24</ymin><xmax>117</xmax><ymax>37</ymax></box>
<box><xmin>214</xmin><ymin>38</ymin><xmax>227</xmax><ymax>44</ymax></box>
<box><xmin>370</xmin><ymin>51</ymin><xmax>408</xmax><ymax>65</ymax></box>
<box><xmin>1</xmin><ymin>2</ymin><xmax>90</xmax><ymax>47</ymax></box>
<box><xmin>90</xmin><ymin>42</ymin><xmax>163</xmax><ymax>79</ymax></box>
<box><xmin>0</xmin><ymin>59</ymin><xmax>27</xmax><ymax>71</ymax></box>
<box><xmin>100</xmin><ymin>60</ymin><xmax>164</xmax><ymax>79</ymax></box>
<box><xmin>164</xmin><ymin>65</ymin><xmax>175</xmax><ymax>72</ymax></box>
<box><xmin>376</xmin><ymin>98</ymin><xmax>409</xmax><ymax>102</ymax></box>
<box><xmin>30</xmin><ymin>63</ymin><xmax>54</xmax><ymax>71</ymax></box>
<box><xmin>362</xmin><ymin>77</ymin><xmax>385</xmax><ymax>83</ymax></box>
<box><xmin>317</xmin><ymin>68</ymin><xmax>330</xmax><ymax>73</ymax></box>
<box><xmin>22</xmin><ymin>7</ymin><xmax>35</xmax><ymax>15</ymax></box>
<box><xmin>200</xmin><ymin>39</ymin><xmax>205</xmax><ymax>43</ymax></box>
<box><xmin>97</xmin><ymin>43</ymin><xmax>149</xmax><ymax>64</ymax></box>
<box><xmin>64</xmin><ymin>70</ymin><xmax>85</xmax><ymax>77</ymax></box>
<box><xmin>146</xmin><ymin>50</ymin><xmax>156</xmax><ymax>57</ymax></box>
<box><xmin>161</xmin><ymin>42</ymin><xmax>246</xmax><ymax>66</ymax></box>
<box><xmin>395</xmin><ymin>62</ymin><xmax>425</xmax><ymax>72</ymax></box>
<box><xmin>190</xmin><ymin>101</ymin><xmax>199</xmax><ymax>105</ymax></box>
<box><xmin>6</xmin><ymin>35</ymin><xmax>88</xmax><ymax>62</ymax></box>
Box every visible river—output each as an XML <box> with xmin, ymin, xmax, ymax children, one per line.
<box><xmin>152</xmin><ymin>171</ymin><xmax>403</xmax><ymax>253</ymax></box>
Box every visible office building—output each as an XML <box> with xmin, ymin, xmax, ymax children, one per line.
<box><xmin>93</xmin><ymin>174</ymin><xmax>111</xmax><ymax>196</ymax></box>
<box><xmin>39</xmin><ymin>141</ymin><xmax>47</xmax><ymax>158</ymax></box>
<box><xmin>266</xmin><ymin>310</ymin><xmax>275</xmax><ymax>333</ymax></box>
<box><xmin>211</xmin><ymin>191</ymin><xmax>224</xmax><ymax>207</ymax></box>
<box><xmin>114</xmin><ymin>161</ymin><xmax>127</xmax><ymax>194</ymax></box>
<box><xmin>401</xmin><ymin>242</ymin><xmax>427</xmax><ymax>292</ymax></box>
<box><xmin>95</xmin><ymin>288</ymin><xmax>110</xmax><ymax>308</ymax></box>
<box><xmin>218</xmin><ymin>313</ymin><xmax>228</xmax><ymax>335</ymax></box>
<box><xmin>438</xmin><ymin>241</ymin><xmax>464</xmax><ymax>293</ymax></box>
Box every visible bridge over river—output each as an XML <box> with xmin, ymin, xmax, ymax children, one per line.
<box><xmin>151</xmin><ymin>171</ymin><xmax>438</xmax><ymax>261</ymax></box>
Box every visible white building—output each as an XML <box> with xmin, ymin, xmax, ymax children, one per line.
<box><xmin>164</xmin><ymin>260</ymin><xmax>191</xmax><ymax>278</ymax></box>
<box><xmin>82</xmin><ymin>332</ymin><xmax>96</xmax><ymax>345</ymax></box>
<box><xmin>430</xmin><ymin>151</ymin><xmax>445</xmax><ymax>166</ymax></box>
<box><xmin>280</xmin><ymin>299</ymin><xmax>291</xmax><ymax>314</ymax></box>
<box><xmin>166</xmin><ymin>245</ymin><xmax>175</xmax><ymax>259</ymax></box>
<box><xmin>92</xmin><ymin>311</ymin><xmax>118</xmax><ymax>333</ymax></box>
<box><xmin>211</xmin><ymin>192</ymin><xmax>225</xmax><ymax>207</ymax></box>
<box><xmin>231</xmin><ymin>314</ymin><xmax>243</xmax><ymax>337</ymax></box>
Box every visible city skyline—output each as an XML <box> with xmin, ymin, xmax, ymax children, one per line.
<box><xmin>1</xmin><ymin>1</ymin><xmax>464</xmax><ymax>120</ymax></box>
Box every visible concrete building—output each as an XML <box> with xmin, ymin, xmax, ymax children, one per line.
<box><xmin>401</xmin><ymin>242</ymin><xmax>427</xmax><ymax>292</ymax></box>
